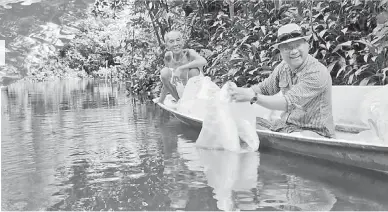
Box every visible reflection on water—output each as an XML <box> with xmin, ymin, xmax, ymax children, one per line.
<box><xmin>0</xmin><ymin>0</ymin><xmax>92</xmax><ymax>78</ymax></box>
<box><xmin>197</xmin><ymin>150</ymin><xmax>259</xmax><ymax>211</ymax></box>
<box><xmin>2</xmin><ymin>79</ymin><xmax>388</xmax><ymax>211</ymax></box>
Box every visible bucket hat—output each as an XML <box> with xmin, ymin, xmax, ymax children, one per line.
<box><xmin>273</xmin><ymin>23</ymin><xmax>311</xmax><ymax>49</ymax></box>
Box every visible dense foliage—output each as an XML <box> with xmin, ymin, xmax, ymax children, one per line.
<box><xmin>26</xmin><ymin>0</ymin><xmax>388</xmax><ymax>94</ymax></box>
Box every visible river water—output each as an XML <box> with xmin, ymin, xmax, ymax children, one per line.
<box><xmin>2</xmin><ymin>0</ymin><xmax>388</xmax><ymax>211</ymax></box>
<box><xmin>1</xmin><ymin>79</ymin><xmax>388</xmax><ymax>211</ymax></box>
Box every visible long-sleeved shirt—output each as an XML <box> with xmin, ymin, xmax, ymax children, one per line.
<box><xmin>252</xmin><ymin>55</ymin><xmax>336</xmax><ymax>138</ymax></box>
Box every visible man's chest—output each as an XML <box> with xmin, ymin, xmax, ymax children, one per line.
<box><xmin>279</xmin><ymin>70</ymin><xmax>299</xmax><ymax>94</ymax></box>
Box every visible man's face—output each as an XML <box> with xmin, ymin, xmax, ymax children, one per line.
<box><xmin>279</xmin><ymin>39</ymin><xmax>309</xmax><ymax>70</ymax></box>
<box><xmin>166</xmin><ymin>32</ymin><xmax>183</xmax><ymax>54</ymax></box>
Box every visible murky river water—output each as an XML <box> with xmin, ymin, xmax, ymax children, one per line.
<box><xmin>1</xmin><ymin>79</ymin><xmax>388</xmax><ymax>211</ymax></box>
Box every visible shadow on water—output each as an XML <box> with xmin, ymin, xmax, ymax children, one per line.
<box><xmin>2</xmin><ymin>79</ymin><xmax>388</xmax><ymax>211</ymax></box>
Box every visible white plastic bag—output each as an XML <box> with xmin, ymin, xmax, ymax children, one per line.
<box><xmin>196</xmin><ymin>81</ymin><xmax>260</xmax><ymax>152</ymax></box>
<box><xmin>196</xmin><ymin>90</ymin><xmax>241</xmax><ymax>151</ymax></box>
<box><xmin>177</xmin><ymin>76</ymin><xmax>219</xmax><ymax>120</ymax></box>
<box><xmin>197</xmin><ymin>76</ymin><xmax>220</xmax><ymax>100</ymax></box>
<box><xmin>359</xmin><ymin>85</ymin><xmax>388</xmax><ymax>144</ymax></box>
<box><xmin>228</xmin><ymin>84</ymin><xmax>260</xmax><ymax>151</ymax></box>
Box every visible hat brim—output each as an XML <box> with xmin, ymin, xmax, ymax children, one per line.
<box><xmin>272</xmin><ymin>35</ymin><xmax>311</xmax><ymax>49</ymax></box>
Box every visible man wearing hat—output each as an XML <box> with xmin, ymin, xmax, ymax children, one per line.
<box><xmin>230</xmin><ymin>23</ymin><xmax>335</xmax><ymax>138</ymax></box>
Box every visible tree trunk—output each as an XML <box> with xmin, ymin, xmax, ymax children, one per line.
<box><xmin>144</xmin><ymin>1</ymin><xmax>163</xmax><ymax>47</ymax></box>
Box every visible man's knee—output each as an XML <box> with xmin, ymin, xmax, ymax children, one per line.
<box><xmin>160</xmin><ymin>67</ymin><xmax>171</xmax><ymax>82</ymax></box>
<box><xmin>188</xmin><ymin>68</ymin><xmax>200</xmax><ymax>78</ymax></box>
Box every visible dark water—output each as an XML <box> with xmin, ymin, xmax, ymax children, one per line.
<box><xmin>2</xmin><ymin>79</ymin><xmax>388</xmax><ymax>211</ymax></box>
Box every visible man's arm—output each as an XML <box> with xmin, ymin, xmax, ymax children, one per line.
<box><xmin>256</xmin><ymin>93</ymin><xmax>287</xmax><ymax>111</ymax></box>
<box><xmin>178</xmin><ymin>49</ymin><xmax>207</xmax><ymax>70</ymax></box>
<box><xmin>164</xmin><ymin>51</ymin><xmax>173</xmax><ymax>68</ymax></box>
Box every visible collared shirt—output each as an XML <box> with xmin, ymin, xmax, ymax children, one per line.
<box><xmin>252</xmin><ymin>55</ymin><xmax>336</xmax><ymax>138</ymax></box>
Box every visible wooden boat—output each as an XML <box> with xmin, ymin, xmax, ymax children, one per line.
<box><xmin>155</xmin><ymin>86</ymin><xmax>388</xmax><ymax>174</ymax></box>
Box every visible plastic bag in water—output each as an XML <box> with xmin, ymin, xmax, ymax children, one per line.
<box><xmin>228</xmin><ymin>84</ymin><xmax>260</xmax><ymax>151</ymax></box>
<box><xmin>359</xmin><ymin>85</ymin><xmax>388</xmax><ymax>144</ymax></box>
<box><xmin>196</xmin><ymin>81</ymin><xmax>260</xmax><ymax>152</ymax></box>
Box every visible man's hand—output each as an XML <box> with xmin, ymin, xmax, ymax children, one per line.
<box><xmin>229</xmin><ymin>87</ymin><xmax>255</xmax><ymax>102</ymax></box>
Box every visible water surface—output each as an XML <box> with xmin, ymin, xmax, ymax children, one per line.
<box><xmin>0</xmin><ymin>0</ymin><xmax>92</xmax><ymax>79</ymax></box>
<box><xmin>2</xmin><ymin>80</ymin><xmax>388</xmax><ymax>211</ymax></box>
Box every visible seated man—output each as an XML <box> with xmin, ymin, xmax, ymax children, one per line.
<box><xmin>230</xmin><ymin>23</ymin><xmax>335</xmax><ymax>138</ymax></box>
<box><xmin>158</xmin><ymin>30</ymin><xmax>207</xmax><ymax>104</ymax></box>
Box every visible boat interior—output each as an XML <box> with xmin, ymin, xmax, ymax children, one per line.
<box><xmin>159</xmin><ymin>86</ymin><xmax>387</xmax><ymax>147</ymax></box>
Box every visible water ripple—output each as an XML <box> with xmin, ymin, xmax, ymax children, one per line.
<box><xmin>2</xmin><ymin>80</ymin><xmax>388</xmax><ymax>211</ymax></box>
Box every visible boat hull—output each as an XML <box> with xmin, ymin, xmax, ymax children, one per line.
<box><xmin>156</xmin><ymin>100</ymin><xmax>388</xmax><ymax>174</ymax></box>
<box><xmin>257</xmin><ymin>130</ymin><xmax>388</xmax><ymax>174</ymax></box>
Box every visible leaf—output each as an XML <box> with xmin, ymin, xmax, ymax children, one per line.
<box><xmin>312</xmin><ymin>50</ymin><xmax>319</xmax><ymax>58</ymax></box>
<box><xmin>313</xmin><ymin>33</ymin><xmax>319</xmax><ymax>41</ymax></box>
<box><xmin>328</xmin><ymin>21</ymin><xmax>336</xmax><ymax>29</ymax></box>
<box><xmin>238</xmin><ymin>35</ymin><xmax>250</xmax><ymax>48</ymax></box>
<box><xmin>379</xmin><ymin>0</ymin><xmax>388</xmax><ymax>7</ymax></box>
<box><xmin>319</xmin><ymin>44</ymin><xmax>327</xmax><ymax>49</ymax></box>
<box><xmin>211</xmin><ymin>21</ymin><xmax>220</xmax><ymax>27</ymax></box>
<box><xmin>316</xmin><ymin>2</ymin><xmax>324</xmax><ymax>9</ymax></box>
<box><xmin>348</xmin><ymin>74</ymin><xmax>354</xmax><ymax>84</ymax></box>
<box><xmin>333</xmin><ymin>41</ymin><xmax>352</xmax><ymax>53</ymax></box>
<box><xmin>261</xmin><ymin>26</ymin><xmax>267</xmax><ymax>35</ymax></box>
<box><xmin>326</xmin><ymin>42</ymin><xmax>332</xmax><ymax>50</ymax></box>
<box><xmin>381</xmin><ymin>67</ymin><xmax>388</xmax><ymax>82</ymax></box>
<box><xmin>355</xmin><ymin>39</ymin><xmax>373</xmax><ymax>48</ymax></box>
<box><xmin>359</xmin><ymin>77</ymin><xmax>371</xmax><ymax>86</ymax></box>
<box><xmin>364</xmin><ymin>54</ymin><xmax>369</xmax><ymax>63</ymax></box>
<box><xmin>319</xmin><ymin>29</ymin><xmax>327</xmax><ymax>38</ymax></box>
<box><xmin>372</xmin><ymin>56</ymin><xmax>378</xmax><ymax>62</ymax></box>
<box><xmin>341</xmin><ymin>41</ymin><xmax>352</xmax><ymax>46</ymax></box>
<box><xmin>228</xmin><ymin>68</ymin><xmax>239</xmax><ymax>76</ymax></box>
<box><xmin>328</xmin><ymin>61</ymin><xmax>337</xmax><ymax>73</ymax></box>
<box><xmin>346</xmin><ymin>50</ymin><xmax>355</xmax><ymax>58</ymax></box>
<box><xmin>248</xmin><ymin>68</ymin><xmax>259</xmax><ymax>75</ymax></box>
<box><xmin>355</xmin><ymin>64</ymin><xmax>369</xmax><ymax>76</ymax></box>
<box><xmin>324</xmin><ymin>14</ymin><xmax>330</xmax><ymax>23</ymax></box>
<box><xmin>230</xmin><ymin>56</ymin><xmax>243</xmax><ymax>63</ymax></box>
<box><xmin>332</xmin><ymin>45</ymin><xmax>341</xmax><ymax>53</ymax></box>
<box><xmin>353</xmin><ymin>0</ymin><xmax>362</xmax><ymax>6</ymax></box>
<box><xmin>336</xmin><ymin>65</ymin><xmax>346</xmax><ymax>78</ymax></box>
<box><xmin>321</xmin><ymin>50</ymin><xmax>327</xmax><ymax>58</ymax></box>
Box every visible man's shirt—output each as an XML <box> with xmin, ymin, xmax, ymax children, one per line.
<box><xmin>252</xmin><ymin>55</ymin><xmax>336</xmax><ymax>138</ymax></box>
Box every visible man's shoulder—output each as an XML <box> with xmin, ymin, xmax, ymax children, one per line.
<box><xmin>183</xmin><ymin>48</ymin><xmax>198</xmax><ymax>60</ymax></box>
<box><xmin>304</xmin><ymin>56</ymin><xmax>332</xmax><ymax>85</ymax></box>
<box><xmin>307</xmin><ymin>56</ymin><xmax>328</xmax><ymax>73</ymax></box>
<box><xmin>164</xmin><ymin>51</ymin><xmax>173</xmax><ymax>63</ymax></box>
<box><xmin>183</xmin><ymin>48</ymin><xmax>195</xmax><ymax>55</ymax></box>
